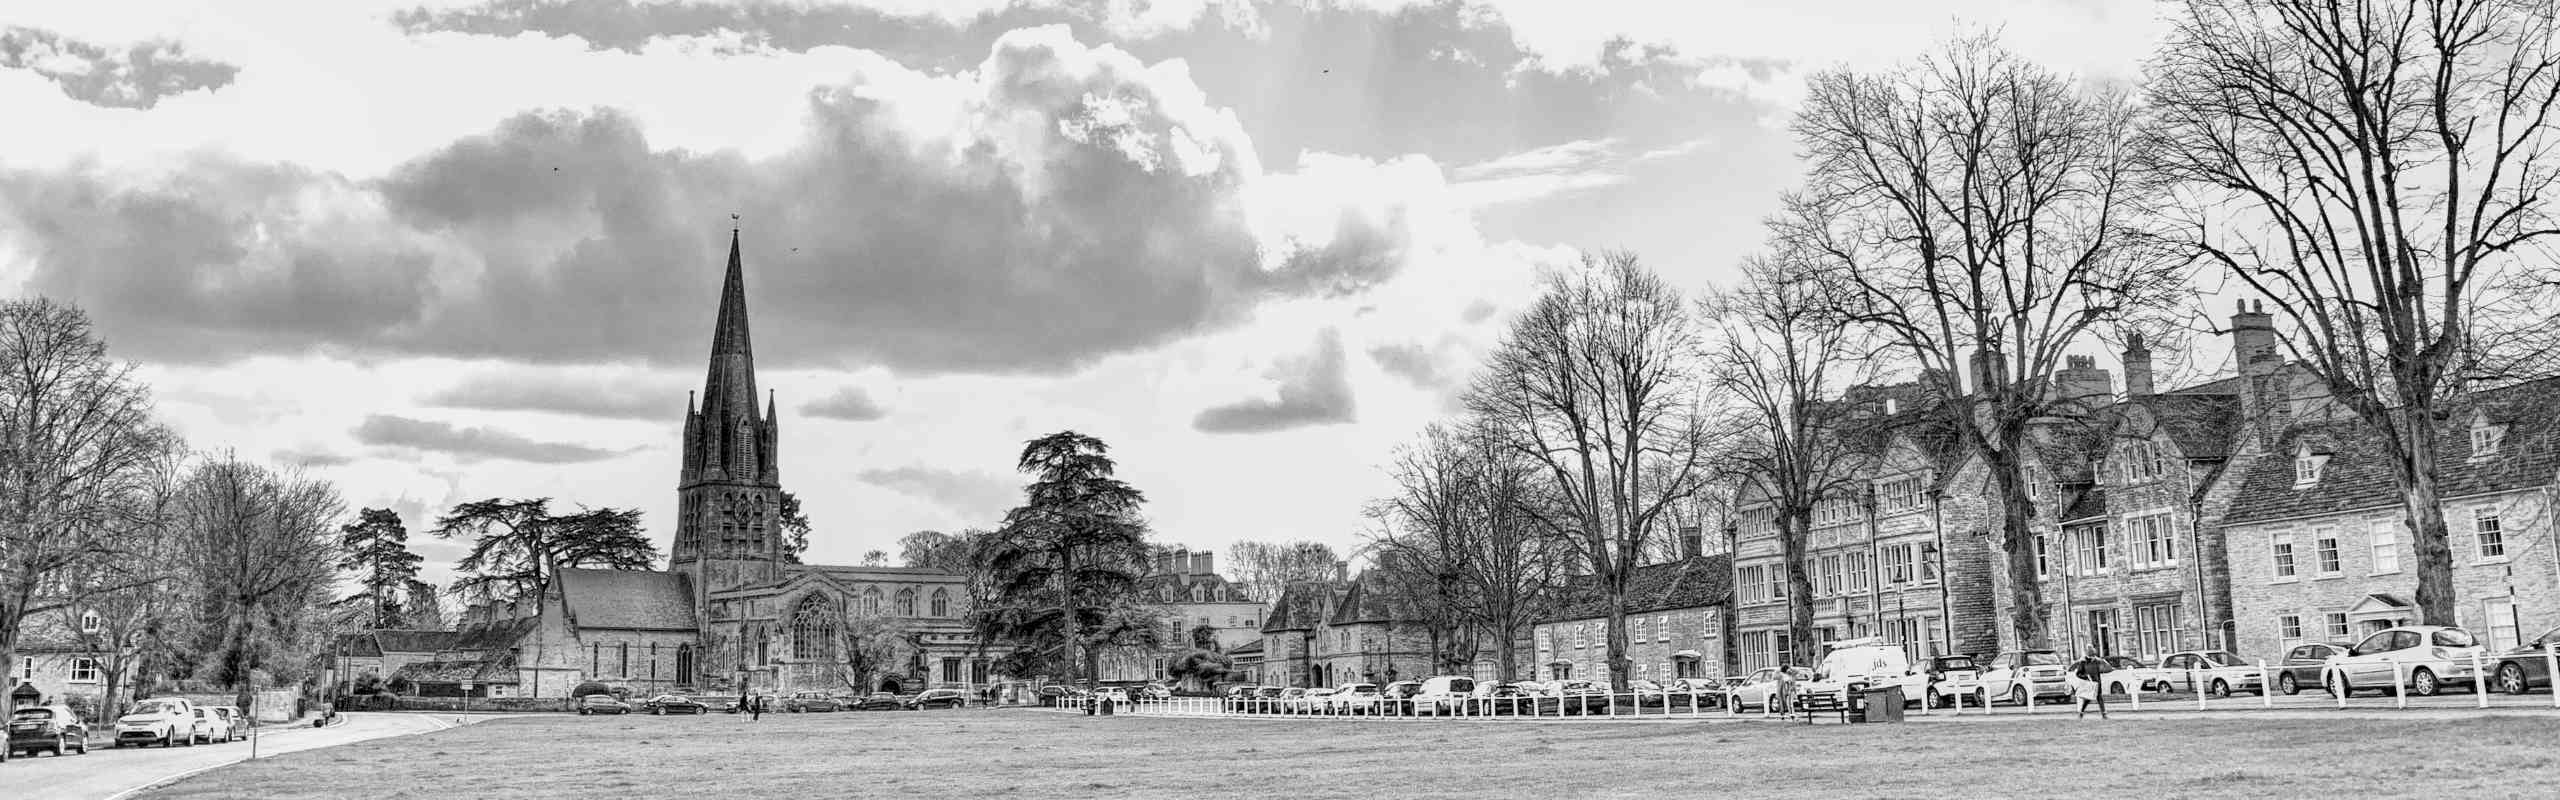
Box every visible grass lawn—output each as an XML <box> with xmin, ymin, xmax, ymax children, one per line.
<box><xmin>148</xmin><ymin>710</ymin><xmax>2553</xmax><ymax>799</ymax></box>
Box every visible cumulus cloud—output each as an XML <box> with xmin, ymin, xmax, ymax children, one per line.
<box><xmin>856</xmin><ymin>465</ymin><xmax>1020</xmax><ymax>518</ymax></box>
<box><xmin>1193</xmin><ymin>327</ymin><xmax>1356</xmax><ymax>433</ymax></box>
<box><xmin>0</xmin><ymin>25</ymin><xmax>240</xmax><ymax>110</ymax></box>
<box><xmin>390</xmin><ymin>0</ymin><xmax>1787</xmax><ymax>166</ymax></box>
<box><xmin>0</xmin><ymin>27</ymin><xmax>1416</xmax><ymax>375</ymax></box>
<box><xmin>800</xmin><ymin>385</ymin><xmax>887</xmax><ymax>421</ymax></box>
<box><xmin>422</xmin><ymin>367</ymin><xmax>690</xmax><ymax>419</ymax></box>
<box><xmin>1366</xmin><ymin>338</ymin><xmax>1465</xmax><ymax>390</ymax></box>
<box><xmin>352</xmin><ymin>414</ymin><xmax>628</xmax><ymax>463</ymax></box>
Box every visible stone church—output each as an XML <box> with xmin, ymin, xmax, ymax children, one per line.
<box><xmin>411</xmin><ymin>230</ymin><xmax>1002</xmax><ymax>699</ymax></box>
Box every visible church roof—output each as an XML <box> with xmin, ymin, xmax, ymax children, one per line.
<box><xmin>559</xmin><ymin>569</ymin><xmax>697</xmax><ymax>631</ymax></box>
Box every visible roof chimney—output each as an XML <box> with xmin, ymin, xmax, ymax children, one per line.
<box><xmin>2123</xmin><ymin>334</ymin><xmax>2154</xmax><ymax>398</ymax></box>
<box><xmin>2232</xmin><ymin>300</ymin><xmax>2278</xmax><ymax>377</ymax></box>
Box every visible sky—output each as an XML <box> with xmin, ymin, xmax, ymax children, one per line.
<box><xmin>0</xmin><ymin>0</ymin><xmax>2171</xmax><ymax>590</ymax></box>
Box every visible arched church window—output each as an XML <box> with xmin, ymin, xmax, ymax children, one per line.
<box><xmin>791</xmin><ymin>595</ymin><xmax>836</xmax><ymax>661</ymax></box>
<box><xmin>930</xmin><ymin>588</ymin><xmax>950</xmax><ymax>617</ymax></box>
<box><xmin>675</xmin><ymin>644</ymin><xmax>694</xmax><ymax>685</ymax></box>
<box><xmin>895</xmin><ymin>587</ymin><xmax>917</xmax><ymax>616</ymax></box>
<box><xmin>862</xmin><ymin>586</ymin><xmax>882</xmax><ymax>616</ymax></box>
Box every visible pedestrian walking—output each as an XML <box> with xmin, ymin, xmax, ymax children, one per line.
<box><xmin>749</xmin><ymin>694</ymin><xmax>765</xmax><ymax>722</ymax></box>
<box><xmin>1773</xmin><ymin>667</ymin><xmax>1798</xmax><ymax>720</ymax></box>
<box><xmin>2072</xmin><ymin>651</ymin><xmax>2112</xmax><ymax>720</ymax></box>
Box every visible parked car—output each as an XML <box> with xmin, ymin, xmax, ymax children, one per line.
<box><xmin>781</xmin><ymin>692</ymin><xmax>842</xmax><ymax>713</ymax></box>
<box><xmin>577</xmin><ymin>694</ymin><xmax>631</xmax><ymax>715</ymax></box>
<box><xmin>1287</xmin><ymin>687</ymin><xmax>1333</xmax><ymax>715</ymax></box>
<box><xmin>1474</xmin><ymin>682</ymin><xmax>1539</xmax><ymax>715</ymax></box>
<box><xmin>1981</xmin><ymin>650</ymin><xmax>2074</xmax><ymax>706</ymax></box>
<box><xmin>1544</xmin><ymin>679</ymin><xmax>1610</xmax><ymax>715</ymax></box>
<box><xmin>113</xmin><ymin>697</ymin><xmax>195</xmax><ymax>748</ymax></box>
<box><xmin>1222</xmin><ymin>685</ymin><xmax>1262</xmax><ymax>712</ymax></box>
<box><xmin>205</xmin><ymin>706</ymin><xmax>250</xmax><ymax>742</ymax></box>
<box><xmin>1726</xmin><ymin>667</ymin><xmax>1810</xmax><ymax>712</ymax></box>
<box><xmin>2326</xmin><ymin>625</ymin><xmax>2488</xmax><ymax>697</ymax></box>
<box><xmin>6</xmin><ymin>704</ymin><xmax>89</xmax><ymax>758</ymax></box>
<box><xmin>188</xmin><ymin>708</ymin><xmax>229</xmax><ymax>745</ymax></box>
<box><xmin>1801</xmin><ymin>637</ymin><xmax>1927</xmax><ymax>706</ymax></box>
<box><xmin>1924</xmin><ymin>656</ymin><xmax>1986</xmax><ymax>708</ymax></box>
<box><xmin>1411</xmin><ymin>676</ymin><xmax>1479</xmax><ymax>716</ymax></box>
<box><xmin>1665</xmin><ymin>677</ymin><xmax>1726</xmax><ymax>709</ymax></box>
<box><xmin>849</xmin><ymin>693</ymin><xmax>903</xmax><ymax>711</ymax></box>
<box><xmin>906</xmin><ymin>688</ymin><xmax>969</xmax><ymax>710</ymax></box>
<box><xmin>1626</xmin><ymin>679</ymin><xmax>1670</xmax><ymax>707</ymax></box>
<box><xmin>641</xmin><ymin>694</ymin><xmax>710</xmax><ymax>715</ymax></box>
<box><xmin>2151</xmin><ymin>651</ymin><xmax>2270</xmax><ymax>697</ymax></box>
<box><xmin>1328</xmin><ymin>683</ymin><xmax>1382</xmax><ymax>715</ymax></box>
<box><xmin>1136</xmin><ymin>683</ymin><xmax>1173</xmax><ymax>701</ymax></box>
<box><xmin>2493</xmin><ymin>625</ymin><xmax>2560</xmax><ymax>695</ymax></box>
<box><xmin>2274</xmin><ymin>642</ymin><xmax>2357</xmax><ymax>695</ymax></box>
<box><xmin>1377</xmin><ymin>681</ymin><xmax>1421</xmax><ymax>716</ymax></box>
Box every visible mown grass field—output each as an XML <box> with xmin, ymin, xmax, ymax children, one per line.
<box><xmin>146</xmin><ymin>709</ymin><xmax>2557</xmax><ymax>799</ymax></box>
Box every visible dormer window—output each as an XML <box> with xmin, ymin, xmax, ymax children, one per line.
<box><xmin>2293</xmin><ymin>443</ymin><xmax>2328</xmax><ymax>488</ymax></box>
<box><xmin>2470</xmin><ymin>416</ymin><xmax>2504</xmax><ymax>457</ymax></box>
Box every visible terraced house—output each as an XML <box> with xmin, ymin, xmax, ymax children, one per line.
<box><xmin>1532</xmin><ymin>545</ymin><xmax>1729</xmax><ymax>683</ymax></box>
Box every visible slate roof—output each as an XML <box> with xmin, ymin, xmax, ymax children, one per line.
<box><xmin>559</xmin><ymin>569</ymin><xmax>698</xmax><ymax>631</ymax></box>
<box><xmin>2127</xmin><ymin>393</ymin><xmax>2244</xmax><ymax>459</ymax></box>
<box><xmin>372</xmin><ymin>630</ymin><xmax>460</xmax><ymax>654</ymax></box>
<box><xmin>333</xmin><ymin>632</ymin><xmax>385</xmax><ymax>658</ymax></box>
<box><xmin>1327</xmin><ymin>570</ymin><xmax>1414</xmax><ymax>626</ymax></box>
<box><xmin>1260</xmin><ymin>581</ymin><xmax>1334</xmax><ymax>633</ymax></box>
<box><xmin>1540</xmin><ymin>554</ymin><xmax>1733</xmax><ymax>623</ymax></box>
<box><xmin>2060</xmin><ymin>487</ymin><xmax>2108</xmax><ymax>525</ymax></box>
<box><xmin>454</xmin><ymin>618</ymin><xmax>541</xmax><ymax>650</ymax></box>
<box><xmin>2224</xmin><ymin>377</ymin><xmax>2560</xmax><ymax>526</ymax></box>
<box><xmin>390</xmin><ymin>659</ymin><xmax>518</xmax><ymax>685</ymax></box>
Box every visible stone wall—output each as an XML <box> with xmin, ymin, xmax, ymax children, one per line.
<box><xmin>2225</xmin><ymin>488</ymin><xmax>2559</xmax><ymax>661</ymax></box>
<box><xmin>1534</xmin><ymin>606</ymin><xmax>1722</xmax><ymax>683</ymax></box>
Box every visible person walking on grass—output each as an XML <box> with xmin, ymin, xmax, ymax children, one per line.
<box><xmin>1773</xmin><ymin>667</ymin><xmax>1798</xmax><ymax>720</ymax></box>
<box><xmin>2072</xmin><ymin>651</ymin><xmax>2113</xmax><ymax>720</ymax></box>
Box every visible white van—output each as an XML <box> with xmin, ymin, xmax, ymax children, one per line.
<box><xmin>1802</xmin><ymin>636</ymin><xmax>1926</xmax><ymax>704</ymax></box>
<box><xmin>1409</xmin><ymin>676</ymin><xmax>1478</xmax><ymax>716</ymax></box>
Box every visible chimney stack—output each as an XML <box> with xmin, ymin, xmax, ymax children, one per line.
<box><xmin>2232</xmin><ymin>300</ymin><xmax>2279</xmax><ymax>378</ymax></box>
<box><xmin>2056</xmin><ymin>354</ymin><xmax>2115</xmax><ymax>408</ymax></box>
<box><xmin>1333</xmin><ymin>560</ymin><xmax>1349</xmax><ymax>583</ymax></box>
<box><xmin>2123</xmin><ymin>334</ymin><xmax>2154</xmax><ymax>399</ymax></box>
<box><xmin>1192</xmin><ymin>552</ymin><xmax>1213</xmax><ymax>576</ymax></box>
<box><xmin>1679</xmin><ymin>526</ymin><xmax>1703</xmax><ymax>560</ymax></box>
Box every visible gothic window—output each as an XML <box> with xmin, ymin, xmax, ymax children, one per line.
<box><xmin>675</xmin><ymin>644</ymin><xmax>694</xmax><ymax>685</ymax></box>
<box><xmin>734</xmin><ymin>419</ymin><xmax>753</xmax><ymax>474</ymax></box>
<box><xmin>792</xmin><ymin>595</ymin><xmax>836</xmax><ymax>661</ymax></box>
<box><xmin>930</xmin><ymin>588</ymin><xmax>951</xmax><ymax>617</ymax></box>
<box><xmin>756</xmin><ymin>624</ymin><xmax>772</xmax><ymax>665</ymax></box>
<box><xmin>862</xmin><ymin>586</ymin><xmax>883</xmax><ymax>616</ymax></box>
<box><xmin>895</xmin><ymin>587</ymin><xmax>917</xmax><ymax>616</ymax></box>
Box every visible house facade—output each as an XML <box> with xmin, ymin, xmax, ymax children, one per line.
<box><xmin>1532</xmin><ymin>552</ymin><xmax>1730</xmax><ymax>683</ymax></box>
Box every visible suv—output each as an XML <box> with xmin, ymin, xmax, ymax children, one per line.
<box><xmin>114</xmin><ymin>697</ymin><xmax>196</xmax><ymax>748</ymax></box>
<box><xmin>1801</xmin><ymin>637</ymin><xmax>1926</xmax><ymax>706</ymax></box>
<box><xmin>905</xmin><ymin>688</ymin><xmax>969</xmax><ymax>710</ymax></box>
<box><xmin>7</xmin><ymin>704</ymin><xmax>90</xmax><ymax>758</ymax></box>
<box><xmin>1981</xmin><ymin>651</ymin><xmax>2073</xmax><ymax>706</ymax></box>
<box><xmin>1924</xmin><ymin>655</ymin><xmax>1985</xmax><ymax>707</ymax></box>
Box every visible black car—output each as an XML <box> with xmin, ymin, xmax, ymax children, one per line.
<box><xmin>2273</xmin><ymin>642</ymin><xmax>2356</xmax><ymax>695</ymax></box>
<box><xmin>7</xmin><ymin>705</ymin><xmax>90</xmax><ymax>758</ymax></box>
<box><xmin>641</xmin><ymin>694</ymin><xmax>709</xmax><ymax>715</ymax></box>
<box><xmin>849</xmin><ymin>693</ymin><xmax>903</xmax><ymax>711</ymax></box>
<box><xmin>905</xmin><ymin>688</ymin><xmax>969</xmax><ymax>710</ymax></box>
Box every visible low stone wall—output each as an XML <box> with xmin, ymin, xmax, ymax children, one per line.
<box><xmin>369</xmin><ymin>695</ymin><xmax>571</xmax><ymax>713</ymax></box>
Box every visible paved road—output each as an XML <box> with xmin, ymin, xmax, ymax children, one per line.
<box><xmin>4</xmin><ymin>712</ymin><xmax>495</xmax><ymax>800</ymax></box>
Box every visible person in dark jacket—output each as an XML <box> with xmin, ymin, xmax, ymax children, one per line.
<box><xmin>2071</xmin><ymin>651</ymin><xmax>2113</xmax><ymax>720</ymax></box>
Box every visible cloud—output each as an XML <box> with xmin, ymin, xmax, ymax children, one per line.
<box><xmin>422</xmin><ymin>367</ymin><xmax>689</xmax><ymax>420</ymax></box>
<box><xmin>855</xmin><ymin>465</ymin><xmax>1020</xmax><ymax>518</ymax></box>
<box><xmin>800</xmin><ymin>385</ymin><xmax>887</xmax><ymax>421</ymax></box>
<box><xmin>1193</xmin><ymin>327</ymin><xmax>1356</xmax><ymax>433</ymax></box>
<box><xmin>1367</xmin><ymin>338</ymin><xmax>1465</xmax><ymax>390</ymax></box>
<box><xmin>352</xmin><ymin>414</ymin><xmax>627</xmax><ymax>463</ymax></box>
<box><xmin>273</xmin><ymin>448</ymin><xmax>358</xmax><ymax>468</ymax></box>
<box><xmin>0</xmin><ymin>27</ymin><xmax>1419</xmax><ymax>375</ymax></box>
<box><xmin>389</xmin><ymin>0</ymin><xmax>1787</xmax><ymax>166</ymax></box>
<box><xmin>0</xmin><ymin>25</ymin><xmax>240</xmax><ymax>110</ymax></box>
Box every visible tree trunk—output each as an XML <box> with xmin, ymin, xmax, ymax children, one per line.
<box><xmin>1496</xmin><ymin>620</ymin><xmax>1519</xmax><ymax>681</ymax></box>
<box><xmin>1058</xmin><ymin>545</ymin><xmax>1079</xmax><ymax>683</ymax></box>
<box><xmin>1986</xmin><ymin>449</ymin><xmax>2046</xmax><ymax>649</ymax></box>
<box><xmin>2398</xmin><ymin>416</ymin><xmax>2458</xmax><ymax>626</ymax></box>
<box><xmin>231</xmin><ymin>609</ymin><xmax>259</xmax><ymax>716</ymax></box>
<box><xmin>1605</xmin><ymin>594</ymin><xmax>1630</xmax><ymax>692</ymax></box>
<box><xmin>1780</xmin><ymin>510</ymin><xmax>1816</xmax><ymax>667</ymax></box>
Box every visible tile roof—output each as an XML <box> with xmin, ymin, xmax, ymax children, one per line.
<box><xmin>334</xmin><ymin>633</ymin><xmax>383</xmax><ymax>658</ymax></box>
<box><xmin>1540</xmin><ymin>554</ymin><xmax>1733</xmax><ymax>623</ymax></box>
<box><xmin>559</xmin><ymin>569</ymin><xmax>698</xmax><ymax>631</ymax></box>
<box><xmin>2223</xmin><ymin>377</ymin><xmax>2560</xmax><ymax>526</ymax></box>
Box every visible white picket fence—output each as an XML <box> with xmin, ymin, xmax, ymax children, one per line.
<box><xmin>1047</xmin><ymin>645</ymin><xmax>2560</xmax><ymax>721</ymax></box>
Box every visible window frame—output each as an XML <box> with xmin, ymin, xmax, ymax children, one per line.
<box><xmin>2313</xmin><ymin>530</ymin><xmax>2342</xmax><ymax>577</ymax></box>
<box><xmin>2271</xmin><ymin>534</ymin><xmax>2298</xmax><ymax>581</ymax></box>
<box><xmin>2475</xmin><ymin>507</ymin><xmax>2508</xmax><ymax>561</ymax></box>
<box><xmin>2370</xmin><ymin>523</ymin><xmax>2401</xmax><ymax>575</ymax></box>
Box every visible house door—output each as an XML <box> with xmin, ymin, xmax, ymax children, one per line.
<box><xmin>2085</xmin><ymin>609</ymin><xmax>2118</xmax><ymax>656</ymax></box>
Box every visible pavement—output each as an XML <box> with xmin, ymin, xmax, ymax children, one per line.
<box><xmin>4</xmin><ymin>712</ymin><xmax>503</xmax><ymax>800</ymax></box>
<box><xmin>1109</xmin><ymin>688</ymin><xmax>2560</xmax><ymax>724</ymax></box>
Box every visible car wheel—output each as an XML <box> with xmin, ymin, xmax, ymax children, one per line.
<box><xmin>2209</xmin><ymin>679</ymin><xmax>2232</xmax><ymax>698</ymax></box>
<box><xmin>2410</xmin><ymin>668</ymin><xmax>2440</xmax><ymax>697</ymax></box>
<box><xmin>2498</xmin><ymin>663</ymin><xmax>2530</xmax><ymax>695</ymax></box>
<box><xmin>2326</xmin><ymin>673</ymin><xmax>2351</xmax><ymax>698</ymax></box>
<box><xmin>655</xmin><ymin>707</ymin><xmax>666</xmax><ymax>715</ymax></box>
<box><xmin>75</xmin><ymin>735</ymin><xmax>89</xmax><ymax>755</ymax></box>
<box><xmin>2008</xmin><ymin>686</ymin><xmax>2027</xmax><ymax>707</ymax></box>
<box><xmin>161</xmin><ymin>730</ymin><xmax>176</xmax><ymax>748</ymax></box>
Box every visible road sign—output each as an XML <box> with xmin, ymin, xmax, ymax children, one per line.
<box><xmin>461</xmin><ymin>681</ymin><xmax>474</xmax><ymax>691</ymax></box>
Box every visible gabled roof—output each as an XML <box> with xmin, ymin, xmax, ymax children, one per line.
<box><xmin>2060</xmin><ymin>487</ymin><xmax>2107</xmax><ymax>525</ymax></box>
<box><xmin>371</xmin><ymin>630</ymin><xmax>460</xmax><ymax>654</ymax></box>
<box><xmin>2126</xmin><ymin>393</ymin><xmax>2244</xmax><ymax>460</ymax></box>
<box><xmin>559</xmin><ymin>569</ymin><xmax>698</xmax><ymax>631</ymax></box>
<box><xmin>2224</xmin><ymin>376</ymin><xmax>2560</xmax><ymax>526</ymax></box>
<box><xmin>1540</xmin><ymin>554</ymin><xmax>1733</xmax><ymax>623</ymax></box>
<box><xmin>334</xmin><ymin>632</ymin><xmax>384</xmax><ymax>658</ymax></box>
<box><xmin>1260</xmin><ymin>581</ymin><xmax>1334</xmax><ymax>632</ymax></box>
<box><xmin>1327</xmin><ymin>571</ymin><xmax>1408</xmax><ymax>626</ymax></box>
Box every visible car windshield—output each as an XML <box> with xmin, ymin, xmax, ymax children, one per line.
<box><xmin>129</xmin><ymin>701</ymin><xmax>180</xmax><ymax>716</ymax></box>
<box><xmin>2532</xmin><ymin>627</ymin><xmax>2560</xmax><ymax>648</ymax></box>
<box><xmin>2203</xmin><ymin>652</ymin><xmax>2242</xmax><ymax>666</ymax></box>
<box><xmin>1935</xmin><ymin>658</ymin><xmax>1977</xmax><ymax>670</ymax></box>
<box><xmin>2434</xmin><ymin>629</ymin><xmax>2479</xmax><ymax>648</ymax></box>
<box><xmin>2022</xmin><ymin>652</ymin><xmax>2065</xmax><ymax>666</ymax></box>
<box><xmin>10</xmin><ymin>708</ymin><xmax>52</xmax><ymax>720</ymax></box>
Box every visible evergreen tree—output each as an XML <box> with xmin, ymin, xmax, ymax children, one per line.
<box><xmin>338</xmin><ymin>508</ymin><xmax>425</xmax><ymax>629</ymax></box>
<box><xmin>970</xmin><ymin>431</ymin><xmax>1153</xmax><ymax>682</ymax></box>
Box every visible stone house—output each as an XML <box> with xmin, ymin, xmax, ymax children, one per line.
<box><xmin>1096</xmin><ymin>547</ymin><xmax>1266</xmax><ymax>686</ymax></box>
<box><xmin>1258</xmin><ymin>564</ymin><xmax>1445</xmax><ymax>688</ymax></box>
<box><xmin>2222</xmin><ymin>375</ymin><xmax>2560</xmax><ymax>660</ymax></box>
<box><xmin>5</xmin><ymin>609</ymin><xmax>119</xmax><ymax>712</ymax></box>
<box><xmin>1532</xmin><ymin>552</ymin><xmax>1730</xmax><ymax>683</ymax></box>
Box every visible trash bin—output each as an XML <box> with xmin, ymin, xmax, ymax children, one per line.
<box><xmin>1084</xmin><ymin>697</ymin><xmax>1098</xmax><ymax>715</ymax></box>
<box><xmin>1860</xmin><ymin>686</ymin><xmax>1906</xmax><ymax>723</ymax></box>
<box><xmin>1099</xmin><ymin>698</ymin><xmax>1116</xmax><ymax>716</ymax></box>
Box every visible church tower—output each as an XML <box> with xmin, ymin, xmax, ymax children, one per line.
<box><xmin>672</xmin><ymin>227</ymin><xmax>785</xmax><ymax>607</ymax></box>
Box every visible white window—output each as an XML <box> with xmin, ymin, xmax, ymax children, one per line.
<box><xmin>2324</xmin><ymin>612</ymin><xmax>2350</xmax><ymax>638</ymax></box>
<box><xmin>14</xmin><ymin>657</ymin><xmax>29</xmax><ymax>680</ymax></box>
<box><xmin>2034</xmin><ymin>535</ymin><xmax>2051</xmax><ymax>579</ymax></box>
<box><xmin>1847</xmin><ymin>552</ymin><xmax>1870</xmax><ymax>593</ymax></box>
<box><xmin>69</xmin><ymin>657</ymin><xmax>100</xmax><ymax>683</ymax></box>
<box><xmin>2293</xmin><ymin>446</ymin><xmax>2325</xmax><ymax>486</ymax></box>
<box><xmin>1575</xmin><ymin>624</ymin><xmax>1589</xmax><ymax>650</ymax></box>
<box><xmin>2278</xmin><ymin>615</ymin><xmax>2303</xmax><ymax>641</ymax></box>
<box><xmin>2476</xmin><ymin>508</ymin><xmax>2507</xmax><ymax>560</ymax></box>
<box><xmin>2314</xmin><ymin>530</ymin><xmax>2342</xmax><ymax>576</ymax></box>
<box><xmin>1883</xmin><ymin>544</ymin><xmax>1914</xmax><ymax>583</ymax></box>
<box><xmin>1656</xmin><ymin>615</ymin><xmax>1670</xmax><ymax>643</ymax></box>
<box><xmin>1881</xmin><ymin>477</ymin><xmax>1924</xmax><ymax>512</ymax></box>
<box><xmin>1820</xmin><ymin>555</ymin><xmax>1843</xmax><ymax>596</ymax></box>
<box><xmin>78</xmin><ymin>609</ymin><xmax>101</xmax><ymax>634</ymax></box>
<box><xmin>1631</xmin><ymin>617</ymin><xmax>1647</xmax><ymax>642</ymax></box>
<box><xmin>2130</xmin><ymin>514</ymin><xmax>2178</xmax><ymax>569</ymax></box>
<box><xmin>2371</xmin><ymin>523</ymin><xmax>2401</xmax><ymax>574</ymax></box>
<box><xmin>2074</xmin><ymin>527</ymin><xmax>2111</xmax><ymax>576</ymax></box>
<box><xmin>2471</xmin><ymin>422</ymin><xmax>2503</xmax><ymax>456</ymax></box>
<box><xmin>2271</xmin><ymin>535</ymin><xmax>2298</xmax><ymax>579</ymax></box>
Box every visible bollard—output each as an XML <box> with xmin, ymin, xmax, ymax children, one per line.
<box><xmin>2025</xmin><ymin>683</ymin><xmax>2036</xmax><ymax>714</ymax></box>
<box><xmin>2329</xmin><ymin>664</ymin><xmax>2347</xmax><ymax>710</ymax></box>
<box><xmin>2260</xmin><ymin>661</ymin><xmax>2273</xmax><ymax>709</ymax></box>
<box><xmin>2391</xmin><ymin>658</ymin><xmax>2407</xmax><ymax>709</ymax></box>
<box><xmin>2191</xmin><ymin>667</ymin><xmax>2205</xmax><ymax>711</ymax></box>
<box><xmin>2548</xmin><ymin>645</ymin><xmax>2560</xmax><ymax>710</ymax></box>
<box><xmin>2129</xmin><ymin>677</ymin><xmax>2142</xmax><ymax>712</ymax></box>
<box><xmin>2473</xmin><ymin>649</ymin><xmax>2490</xmax><ymax>709</ymax></box>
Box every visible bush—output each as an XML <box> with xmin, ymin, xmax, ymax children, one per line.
<box><xmin>62</xmin><ymin>693</ymin><xmax>99</xmax><ymax>723</ymax></box>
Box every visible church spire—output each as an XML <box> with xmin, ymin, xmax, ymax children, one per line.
<box><xmin>711</xmin><ymin>226</ymin><xmax>754</xmax><ymax>360</ymax></box>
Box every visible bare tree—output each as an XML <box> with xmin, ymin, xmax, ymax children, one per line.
<box><xmin>1703</xmin><ymin>247</ymin><xmax>1877</xmax><ymax>667</ymax></box>
<box><xmin>176</xmin><ymin>453</ymin><xmax>345</xmax><ymax>716</ymax></box>
<box><xmin>1791</xmin><ymin>35</ymin><xmax>2182</xmax><ymax>647</ymax></box>
<box><xmin>56</xmin><ymin>445</ymin><xmax>187</xmax><ymax>721</ymax></box>
<box><xmin>0</xmin><ymin>299</ymin><xmax>175</xmax><ymax>719</ymax></box>
<box><xmin>2144</xmin><ymin>0</ymin><xmax>2560</xmax><ymax>626</ymax></box>
<box><xmin>1222</xmin><ymin>540</ymin><xmax>1341</xmax><ymax>602</ymax></box>
<box><xmin>1468</xmin><ymin>251</ymin><xmax>1712</xmax><ymax>691</ymax></box>
<box><xmin>1369</xmin><ymin>420</ymin><xmax>1568</xmax><ymax>681</ymax></box>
